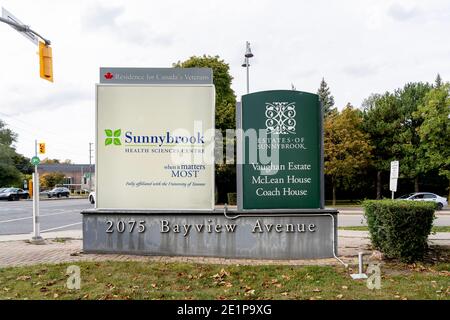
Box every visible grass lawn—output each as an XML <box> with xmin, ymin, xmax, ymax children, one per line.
<box><xmin>0</xmin><ymin>255</ymin><xmax>449</xmax><ymax>300</ymax></box>
<box><xmin>339</xmin><ymin>226</ymin><xmax>450</xmax><ymax>233</ymax></box>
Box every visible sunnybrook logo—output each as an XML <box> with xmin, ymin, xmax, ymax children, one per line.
<box><xmin>104</xmin><ymin>128</ymin><xmax>205</xmax><ymax>147</ymax></box>
<box><xmin>105</xmin><ymin>129</ymin><xmax>122</xmax><ymax>146</ymax></box>
<box><xmin>265</xmin><ymin>102</ymin><xmax>296</xmax><ymax>134</ymax></box>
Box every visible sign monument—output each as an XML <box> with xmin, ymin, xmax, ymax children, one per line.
<box><xmin>238</xmin><ymin>90</ymin><xmax>323</xmax><ymax>210</ymax></box>
<box><xmin>82</xmin><ymin>71</ymin><xmax>338</xmax><ymax>260</ymax></box>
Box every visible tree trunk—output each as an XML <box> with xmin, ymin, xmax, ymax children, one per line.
<box><xmin>376</xmin><ymin>171</ymin><xmax>382</xmax><ymax>200</ymax></box>
<box><xmin>414</xmin><ymin>176</ymin><xmax>419</xmax><ymax>193</ymax></box>
<box><xmin>332</xmin><ymin>180</ymin><xmax>336</xmax><ymax>207</ymax></box>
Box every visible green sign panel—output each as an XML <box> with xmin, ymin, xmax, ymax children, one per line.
<box><xmin>31</xmin><ymin>156</ymin><xmax>40</xmax><ymax>166</ymax></box>
<box><xmin>238</xmin><ymin>90</ymin><xmax>323</xmax><ymax>210</ymax></box>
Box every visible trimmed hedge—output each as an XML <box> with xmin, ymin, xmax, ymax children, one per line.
<box><xmin>363</xmin><ymin>200</ymin><xmax>435</xmax><ymax>262</ymax></box>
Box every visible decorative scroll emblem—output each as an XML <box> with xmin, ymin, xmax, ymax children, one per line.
<box><xmin>265</xmin><ymin>102</ymin><xmax>296</xmax><ymax>134</ymax></box>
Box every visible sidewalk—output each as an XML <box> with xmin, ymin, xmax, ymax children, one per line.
<box><xmin>0</xmin><ymin>231</ymin><xmax>449</xmax><ymax>268</ymax></box>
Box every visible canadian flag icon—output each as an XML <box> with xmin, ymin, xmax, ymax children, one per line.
<box><xmin>104</xmin><ymin>72</ymin><xmax>113</xmax><ymax>80</ymax></box>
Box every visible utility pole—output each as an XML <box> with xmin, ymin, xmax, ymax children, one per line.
<box><xmin>0</xmin><ymin>14</ymin><xmax>51</xmax><ymax>45</ymax></box>
<box><xmin>31</xmin><ymin>139</ymin><xmax>44</xmax><ymax>244</ymax></box>
<box><xmin>1</xmin><ymin>7</ymin><xmax>53</xmax><ymax>82</ymax></box>
<box><xmin>89</xmin><ymin>142</ymin><xmax>93</xmax><ymax>191</ymax></box>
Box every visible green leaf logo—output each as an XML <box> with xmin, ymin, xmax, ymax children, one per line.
<box><xmin>105</xmin><ymin>129</ymin><xmax>121</xmax><ymax>146</ymax></box>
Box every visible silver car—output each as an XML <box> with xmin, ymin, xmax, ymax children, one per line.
<box><xmin>397</xmin><ymin>192</ymin><xmax>448</xmax><ymax>210</ymax></box>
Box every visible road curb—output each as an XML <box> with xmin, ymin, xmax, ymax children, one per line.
<box><xmin>0</xmin><ymin>230</ymin><xmax>82</xmax><ymax>242</ymax></box>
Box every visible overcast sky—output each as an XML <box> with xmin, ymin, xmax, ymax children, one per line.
<box><xmin>0</xmin><ymin>0</ymin><xmax>449</xmax><ymax>164</ymax></box>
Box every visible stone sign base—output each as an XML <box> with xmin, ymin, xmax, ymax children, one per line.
<box><xmin>81</xmin><ymin>209</ymin><xmax>338</xmax><ymax>260</ymax></box>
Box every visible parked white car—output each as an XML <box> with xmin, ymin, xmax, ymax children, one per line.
<box><xmin>397</xmin><ymin>192</ymin><xmax>448</xmax><ymax>210</ymax></box>
<box><xmin>88</xmin><ymin>191</ymin><xmax>96</xmax><ymax>204</ymax></box>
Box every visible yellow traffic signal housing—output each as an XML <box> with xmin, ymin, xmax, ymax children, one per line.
<box><xmin>38</xmin><ymin>143</ymin><xmax>46</xmax><ymax>154</ymax></box>
<box><xmin>39</xmin><ymin>41</ymin><xmax>53</xmax><ymax>82</ymax></box>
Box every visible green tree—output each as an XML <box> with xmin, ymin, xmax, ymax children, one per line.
<box><xmin>362</xmin><ymin>92</ymin><xmax>403</xmax><ymax>199</ymax></box>
<box><xmin>0</xmin><ymin>144</ymin><xmax>22</xmax><ymax>187</ymax></box>
<box><xmin>173</xmin><ymin>55</ymin><xmax>236</xmax><ymax>132</ymax></box>
<box><xmin>0</xmin><ymin>120</ymin><xmax>22</xmax><ymax>187</ymax></box>
<box><xmin>40</xmin><ymin>172</ymin><xmax>66</xmax><ymax>189</ymax></box>
<box><xmin>12</xmin><ymin>153</ymin><xmax>33</xmax><ymax>175</ymax></box>
<box><xmin>416</xmin><ymin>84</ymin><xmax>450</xmax><ymax>199</ymax></box>
<box><xmin>41</xmin><ymin>158</ymin><xmax>60</xmax><ymax>164</ymax></box>
<box><xmin>435</xmin><ymin>73</ymin><xmax>443</xmax><ymax>88</ymax></box>
<box><xmin>396</xmin><ymin>82</ymin><xmax>432</xmax><ymax>192</ymax></box>
<box><xmin>41</xmin><ymin>158</ymin><xmax>72</xmax><ymax>164</ymax></box>
<box><xmin>317</xmin><ymin>78</ymin><xmax>336</xmax><ymax>117</ymax></box>
<box><xmin>325</xmin><ymin>104</ymin><xmax>373</xmax><ymax>205</ymax></box>
<box><xmin>173</xmin><ymin>55</ymin><xmax>237</xmax><ymax>203</ymax></box>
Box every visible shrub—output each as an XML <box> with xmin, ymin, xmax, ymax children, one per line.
<box><xmin>363</xmin><ymin>200</ymin><xmax>435</xmax><ymax>262</ymax></box>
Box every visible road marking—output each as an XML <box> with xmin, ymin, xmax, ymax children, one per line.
<box><xmin>0</xmin><ymin>210</ymin><xmax>79</xmax><ymax>224</ymax></box>
<box><xmin>41</xmin><ymin>222</ymin><xmax>82</xmax><ymax>233</ymax></box>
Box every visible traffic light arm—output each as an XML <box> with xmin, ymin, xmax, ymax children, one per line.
<box><xmin>0</xmin><ymin>16</ymin><xmax>50</xmax><ymax>45</ymax></box>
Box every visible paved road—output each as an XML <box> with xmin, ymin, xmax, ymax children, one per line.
<box><xmin>333</xmin><ymin>207</ymin><xmax>450</xmax><ymax>226</ymax></box>
<box><xmin>0</xmin><ymin>200</ymin><xmax>449</xmax><ymax>235</ymax></box>
<box><xmin>0</xmin><ymin>199</ymin><xmax>92</xmax><ymax>235</ymax></box>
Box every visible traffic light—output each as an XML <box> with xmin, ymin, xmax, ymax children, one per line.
<box><xmin>39</xmin><ymin>41</ymin><xmax>53</xmax><ymax>82</ymax></box>
<box><xmin>38</xmin><ymin>142</ymin><xmax>45</xmax><ymax>154</ymax></box>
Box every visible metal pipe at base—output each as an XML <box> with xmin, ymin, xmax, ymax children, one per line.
<box><xmin>351</xmin><ymin>252</ymin><xmax>368</xmax><ymax>279</ymax></box>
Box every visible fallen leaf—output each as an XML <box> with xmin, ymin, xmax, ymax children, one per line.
<box><xmin>342</xmin><ymin>286</ymin><xmax>348</xmax><ymax>290</ymax></box>
<box><xmin>336</xmin><ymin>294</ymin><xmax>343</xmax><ymax>299</ymax></box>
<box><xmin>313</xmin><ymin>288</ymin><xmax>321</xmax><ymax>292</ymax></box>
<box><xmin>16</xmin><ymin>275</ymin><xmax>31</xmax><ymax>281</ymax></box>
<box><xmin>244</xmin><ymin>289</ymin><xmax>256</xmax><ymax>296</ymax></box>
<box><xmin>53</xmin><ymin>293</ymin><xmax>59</xmax><ymax>298</ymax></box>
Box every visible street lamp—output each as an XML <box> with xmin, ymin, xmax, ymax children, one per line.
<box><xmin>242</xmin><ymin>41</ymin><xmax>254</xmax><ymax>94</ymax></box>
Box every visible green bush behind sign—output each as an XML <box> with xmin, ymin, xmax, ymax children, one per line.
<box><xmin>363</xmin><ymin>200</ymin><xmax>435</xmax><ymax>262</ymax></box>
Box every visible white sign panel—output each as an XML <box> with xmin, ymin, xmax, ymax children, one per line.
<box><xmin>96</xmin><ymin>85</ymin><xmax>215</xmax><ymax>210</ymax></box>
<box><xmin>390</xmin><ymin>160</ymin><xmax>399</xmax><ymax>179</ymax></box>
<box><xmin>1</xmin><ymin>8</ymin><xmax>39</xmax><ymax>45</ymax></box>
<box><xmin>389</xmin><ymin>177</ymin><xmax>398</xmax><ymax>192</ymax></box>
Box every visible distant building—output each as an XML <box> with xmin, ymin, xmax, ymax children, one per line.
<box><xmin>37</xmin><ymin>164</ymin><xmax>95</xmax><ymax>191</ymax></box>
